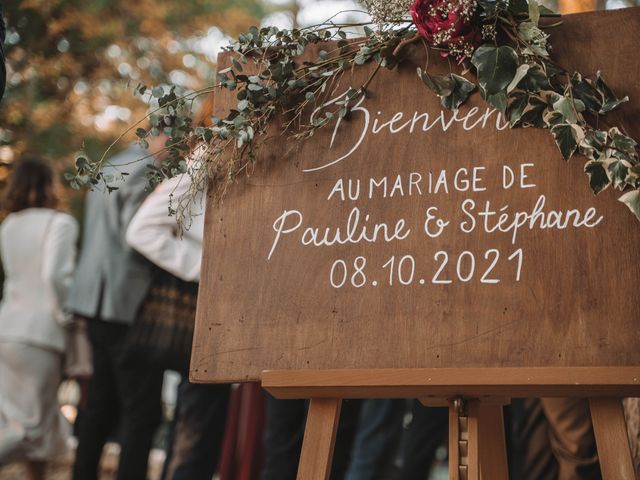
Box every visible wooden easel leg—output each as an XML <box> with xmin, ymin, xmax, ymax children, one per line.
<box><xmin>590</xmin><ymin>397</ymin><xmax>637</xmax><ymax>480</ymax></box>
<box><xmin>297</xmin><ymin>398</ymin><xmax>342</xmax><ymax>480</ymax></box>
<box><xmin>478</xmin><ymin>404</ymin><xmax>509</xmax><ymax>480</ymax></box>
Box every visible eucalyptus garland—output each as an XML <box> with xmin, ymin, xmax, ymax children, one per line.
<box><xmin>70</xmin><ymin>0</ymin><xmax>640</xmax><ymax>222</ymax></box>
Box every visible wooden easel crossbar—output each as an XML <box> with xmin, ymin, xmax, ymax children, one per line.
<box><xmin>262</xmin><ymin>367</ymin><xmax>640</xmax><ymax>480</ymax></box>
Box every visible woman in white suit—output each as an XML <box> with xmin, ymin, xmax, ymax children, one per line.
<box><xmin>0</xmin><ymin>158</ymin><xmax>78</xmax><ymax>480</ymax></box>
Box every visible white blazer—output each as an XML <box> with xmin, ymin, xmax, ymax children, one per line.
<box><xmin>126</xmin><ymin>174</ymin><xmax>205</xmax><ymax>282</ymax></box>
<box><xmin>0</xmin><ymin>208</ymin><xmax>78</xmax><ymax>352</ymax></box>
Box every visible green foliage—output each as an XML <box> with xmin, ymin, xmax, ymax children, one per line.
<box><xmin>71</xmin><ymin>0</ymin><xmax>639</xmax><ymax>223</ymax></box>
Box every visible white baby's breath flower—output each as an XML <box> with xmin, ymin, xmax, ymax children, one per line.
<box><xmin>363</xmin><ymin>0</ymin><xmax>413</xmax><ymax>24</ymax></box>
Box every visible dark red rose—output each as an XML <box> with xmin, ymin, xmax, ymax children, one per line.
<box><xmin>410</xmin><ymin>0</ymin><xmax>480</xmax><ymax>56</ymax></box>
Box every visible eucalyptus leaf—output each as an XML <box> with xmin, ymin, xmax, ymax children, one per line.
<box><xmin>232</xmin><ymin>58</ymin><xmax>243</xmax><ymax>72</ymax></box>
<box><xmin>152</xmin><ymin>86</ymin><xmax>164</xmax><ymax>98</ymax></box>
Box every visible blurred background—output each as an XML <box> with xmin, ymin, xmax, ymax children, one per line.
<box><xmin>0</xmin><ymin>0</ymin><xmax>638</xmax><ymax>479</ymax></box>
<box><xmin>0</xmin><ymin>0</ymin><xmax>638</xmax><ymax>200</ymax></box>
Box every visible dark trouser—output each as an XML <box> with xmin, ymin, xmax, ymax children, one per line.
<box><xmin>509</xmin><ymin>398</ymin><xmax>558</xmax><ymax>480</ymax></box>
<box><xmin>72</xmin><ymin>319</ymin><xmax>164</xmax><ymax>480</ymax></box>
<box><xmin>396</xmin><ymin>402</ymin><xmax>448</xmax><ymax>480</ymax></box>
<box><xmin>509</xmin><ymin>398</ymin><xmax>600</xmax><ymax>480</ymax></box>
<box><xmin>161</xmin><ymin>378</ymin><xmax>231</xmax><ymax>480</ymax></box>
<box><xmin>260</xmin><ymin>395</ymin><xmax>361</xmax><ymax>480</ymax></box>
<box><xmin>345</xmin><ymin>399</ymin><xmax>405</xmax><ymax>480</ymax></box>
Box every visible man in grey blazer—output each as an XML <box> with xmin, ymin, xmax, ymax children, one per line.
<box><xmin>67</xmin><ymin>139</ymin><xmax>167</xmax><ymax>480</ymax></box>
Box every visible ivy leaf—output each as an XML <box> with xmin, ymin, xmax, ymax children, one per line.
<box><xmin>595</xmin><ymin>71</ymin><xmax>628</xmax><ymax>114</ymax></box>
<box><xmin>440</xmin><ymin>74</ymin><xmax>477</xmax><ymax>109</ymax></box>
<box><xmin>508</xmin><ymin>0</ymin><xmax>529</xmax><ymax>14</ymax></box>
<box><xmin>418</xmin><ymin>70</ymin><xmax>476</xmax><ymax>109</ymax></box>
<box><xmin>517</xmin><ymin>23</ymin><xmax>549</xmax><ymax>57</ymax></box>
<box><xmin>526</xmin><ymin>68</ymin><xmax>551</xmax><ymax>91</ymax></box>
<box><xmin>579</xmin><ymin>129</ymin><xmax>608</xmax><ymax>161</ymax></box>
<box><xmin>507</xmin><ymin>64</ymin><xmax>530</xmax><ymax>93</ymax></box>
<box><xmin>609</xmin><ymin>127</ymin><xmax>637</xmax><ymax>156</ymax></box>
<box><xmin>551</xmin><ymin>123</ymin><xmax>579</xmax><ymax>160</ymax></box>
<box><xmin>607</xmin><ymin>159</ymin><xmax>632</xmax><ymax>189</ymax></box>
<box><xmin>507</xmin><ymin>91</ymin><xmax>529</xmax><ymax>125</ymax></box>
<box><xmin>471</xmin><ymin>45</ymin><xmax>518</xmax><ymax>96</ymax></box>
<box><xmin>487</xmin><ymin>91</ymin><xmax>508</xmax><ymax>114</ymax></box>
<box><xmin>519</xmin><ymin>96</ymin><xmax>547</xmax><ymax>128</ymax></box>
<box><xmin>417</xmin><ymin>68</ymin><xmax>455</xmax><ymax>97</ymax></box>
<box><xmin>552</xmin><ymin>96</ymin><xmax>585</xmax><ymax>124</ymax></box>
<box><xmin>584</xmin><ymin>160</ymin><xmax>610</xmax><ymax>194</ymax></box>
<box><xmin>571</xmin><ymin>73</ymin><xmax>602</xmax><ymax>113</ymax></box>
<box><xmin>618</xmin><ymin>189</ymin><xmax>640</xmax><ymax>221</ymax></box>
<box><xmin>543</xmin><ymin>110</ymin><xmax>564</xmax><ymax>127</ymax></box>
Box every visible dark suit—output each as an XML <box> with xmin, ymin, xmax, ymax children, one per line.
<box><xmin>68</xmin><ymin>145</ymin><xmax>164</xmax><ymax>480</ymax></box>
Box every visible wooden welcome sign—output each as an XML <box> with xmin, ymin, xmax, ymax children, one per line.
<box><xmin>191</xmin><ymin>8</ymin><xmax>640</xmax><ymax>384</ymax></box>
<box><xmin>191</xmin><ymin>9</ymin><xmax>640</xmax><ymax>479</ymax></box>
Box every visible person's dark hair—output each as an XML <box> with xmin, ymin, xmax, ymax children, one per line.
<box><xmin>2</xmin><ymin>157</ymin><xmax>59</xmax><ymax>213</ymax></box>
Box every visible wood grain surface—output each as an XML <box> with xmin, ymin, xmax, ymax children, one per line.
<box><xmin>191</xmin><ymin>8</ymin><xmax>640</xmax><ymax>383</ymax></box>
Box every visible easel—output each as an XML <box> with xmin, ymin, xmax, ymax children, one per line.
<box><xmin>262</xmin><ymin>367</ymin><xmax>640</xmax><ymax>480</ymax></box>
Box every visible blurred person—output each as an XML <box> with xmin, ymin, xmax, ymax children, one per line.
<box><xmin>0</xmin><ymin>158</ymin><xmax>79</xmax><ymax>480</ymax></box>
<box><xmin>509</xmin><ymin>398</ymin><xmax>600</xmax><ymax>480</ymax></box>
<box><xmin>126</xmin><ymin>151</ymin><xmax>231</xmax><ymax>480</ymax></box>
<box><xmin>344</xmin><ymin>399</ymin><xmax>404</xmax><ymax>480</ymax></box>
<box><xmin>261</xmin><ymin>396</ymin><xmax>361</xmax><ymax>480</ymax></box>
<box><xmin>66</xmin><ymin>138</ymin><xmax>168</xmax><ymax>480</ymax></box>
<box><xmin>395</xmin><ymin>402</ymin><xmax>448</xmax><ymax>480</ymax></box>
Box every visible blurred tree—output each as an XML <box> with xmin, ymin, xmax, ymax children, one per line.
<box><xmin>0</xmin><ymin>0</ymin><xmax>267</xmax><ymax>187</ymax></box>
